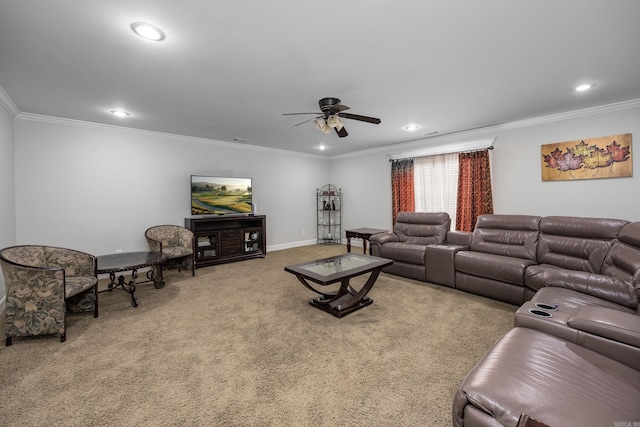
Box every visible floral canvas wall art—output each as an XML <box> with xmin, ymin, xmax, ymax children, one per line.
<box><xmin>541</xmin><ymin>133</ymin><xmax>632</xmax><ymax>181</ymax></box>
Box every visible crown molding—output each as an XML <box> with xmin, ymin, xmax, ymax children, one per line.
<box><xmin>9</xmin><ymin>96</ymin><xmax>640</xmax><ymax>160</ymax></box>
<box><xmin>499</xmin><ymin>98</ymin><xmax>640</xmax><ymax>130</ymax></box>
<box><xmin>0</xmin><ymin>86</ymin><xmax>19</xmax><ymax>116</ymax></box>
<box><xmin>331</xmin><ymin>98</ymin><xmax>640</xmax><ymax>160</ymax></box>
<box><xmin>14</xmin><ymin>112</ymin><xmax>328</xmax><ymax>160</ymax></box>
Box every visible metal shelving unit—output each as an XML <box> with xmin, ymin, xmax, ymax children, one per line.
<box><xmin>317</xmin><ymin>184</ymin><xmax>342</xmax><ymax>245</ymax></box>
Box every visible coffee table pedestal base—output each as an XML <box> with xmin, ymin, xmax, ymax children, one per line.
<box><xmin>310</xmin><ymin>295</ymin><xmax>373</xmax><ymax>318</ymax></box>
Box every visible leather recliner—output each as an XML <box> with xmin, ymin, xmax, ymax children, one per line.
<box><xmin>370</xmin><ymin>212</ymin><xmax>450</xmax><ymax>281</ymax></box>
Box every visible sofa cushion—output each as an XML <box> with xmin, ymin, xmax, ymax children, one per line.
<box><xmin>393</xmin><ymin>212</ymin><xmax>450</xmax><ymax>245</ymax></box>
<box><xmin>536</xmin><ymin>216</ymin><xmax>628</xmax><ymax>273</ymax></box>
<box><xmin>162</xmin><ymin>246</ymin><xmax>193</xmax><ymax>258</ymax></box>
<box><xmin>65</xmin><ymin>275</ymin><xmax>98</xmax><ymax>299</ymax></box>
<box><xmin>455</xmin><ymin>251</ymin><xmax>536</xmax><ymax>285</ymax></box>
<box><xmin>470</xmin><ymin>214</ymin><xmax>540</xmax><ymax>260</ymax></box>
<box><xmin>452</xmin><ymin>327</ymin><xmax>640</xmax><ymax>427</ymax></box>
<box><xmin>525</xmin><ymin>265</ymin><xmax>639</xmax><ymax>309</ymax></box>
<box><xmin>377</xmin><ymin>242</ymin><xmax>426</xmax><ymax>266</ymax></box>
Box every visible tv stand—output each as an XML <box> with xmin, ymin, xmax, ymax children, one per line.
<box><xmin>185</xmin><ymin>215</ymin><xmax>266</xmax><ymax>269</ymax></box>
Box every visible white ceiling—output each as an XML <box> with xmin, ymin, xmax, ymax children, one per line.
<box><xmin>1</xmin><ymin>1</ymin><xmax>639</xmax><ymax>156</ymax></box>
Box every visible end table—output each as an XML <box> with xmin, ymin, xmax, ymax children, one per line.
<box><xmin>345</xmin><ymin>228</ymin><xmax>388</xmax><ymax>255</ymax></box>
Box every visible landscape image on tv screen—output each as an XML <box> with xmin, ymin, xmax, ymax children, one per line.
<box><xmin>191</xmin><ymin>175</ymin><xmax>253</xmax><ymax>215</ymax></box>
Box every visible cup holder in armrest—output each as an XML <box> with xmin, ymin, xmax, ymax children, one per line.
<box><xmin>529</xmin><ymin>309</ymin><xmax>553</xmax><ymax>317</ymax></box>
<box><xmin>535</xmin><ymin>303</ymin><xmax>558</xmax><ymax>311</ymax></box>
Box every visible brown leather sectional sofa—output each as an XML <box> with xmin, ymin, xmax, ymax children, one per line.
<box><xmin>372</xmin><ymin>213</ymin><xmax>640</xmax><ymax>426</ymax></box>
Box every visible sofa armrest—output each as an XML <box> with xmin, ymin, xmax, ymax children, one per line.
<box><xmin>529</xmin><ymin>269</ymin><xmax>639</xmax><ymax>309</ymax></box>
<box><xmin>568</xmin><ymin>306</ymin><xmax>640</xmax><ymax>348</ymax></box>
<box><xmin>1</xmin><ymin>260</ymin><xmax>66</xmax><ymax>302</ymax></box>
<box><xmin>146</xmin><ymin>236</ymin><xmax>162</xmax><ymax>252</ymax></box>
<box><xmin>446</xmin><ymin>230</ymin><xmax>472</xmax><ymax>246</ymax></box>
<box><xmin>369</xmin><ymin>232</ymin><xmax>399</xmax><ymax>245</ymax></box>
<box><xmin>70</xmin><ymin>251</ymin><xmax>97</xmax><ymax>277</ymax></box>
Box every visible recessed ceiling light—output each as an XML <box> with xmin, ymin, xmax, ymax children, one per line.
<box><xmin>110</xmin><ymin>109</ymin><xmax>130</xmax><ymax>118</ymax></box>
<box><xmin>575</xmin><ymin>83</ymin><xmax>593</xmax><ymax>92</ymax></box>
<box><xmin>318</xmin><ymin>145</ymin><xmax>327</xmax><ymax>151</ymax></box>
<box><xmin>131</xmin><ymin>22</ymin><xmax>166</xmax><ymax>41</ymax></box>
<box><xmin>404</xmin><ymin>124</ymin><xmax>420</xmax><ymax>131</ymax></box>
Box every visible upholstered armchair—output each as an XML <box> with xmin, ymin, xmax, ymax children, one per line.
<box><xmin>145</xmin><ymin>225</ymin><xmax>195</xmax><ymax>276</ymax></box>
<box><xmin>0</xmin><ymin>245</ymin><xmax>98</xmax><ymax>345</ymax></box>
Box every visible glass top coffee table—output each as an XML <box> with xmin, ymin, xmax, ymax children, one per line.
<box><xmin>285</xmin><ymin>253</ymin><xmax>392</xmax><ymax>318</ymax></box>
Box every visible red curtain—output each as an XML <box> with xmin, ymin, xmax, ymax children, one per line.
<box><xmin>456</xmin><ymin>149</ymin><xmax>493</xmax><ymax>231</ymax></box>
<box><xmin>391</xmin><ymin>159</ymin><xmax>415</xmax><ymax>224</ymax></box>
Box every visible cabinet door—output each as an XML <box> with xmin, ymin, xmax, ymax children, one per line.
<box><xmin>195</xmin><ymin>232</ymin><xmax>219</xmax><ymax>261</ymax></box>
<box><xmin>243</xmin><ymin>227</ymin><xmax>263</xmax><ymax>253</ymax></box>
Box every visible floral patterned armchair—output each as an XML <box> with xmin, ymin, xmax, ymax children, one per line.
<box><xmin>0</xmin><ymin>245</ymin><xmax>98</xmax><ymax>346</ymax></box>
<box><xmin>145</xmin><ymin>225</ymin><xmax>195</xmax><ymax>276</ymax></box>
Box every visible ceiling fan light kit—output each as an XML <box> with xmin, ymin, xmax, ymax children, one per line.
<box><xmin>284</xmin><ymin>97</ymin><xmax>381</xmax><ymax>138</ymax></box>
<box><xmin>326</xmin><ymin>115</ymin><xmax>344</xmax><ymax>131</ymax></box>
<box><xmin>314</xmin><ymin>118</ymin><xmax>332</xmax><ymax>134</ymax></box>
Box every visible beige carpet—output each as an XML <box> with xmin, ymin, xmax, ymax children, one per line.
<box><xmin>0</xmin><ymin>245</ymin><xmax>516</xmax><ymax>426</ymax></box>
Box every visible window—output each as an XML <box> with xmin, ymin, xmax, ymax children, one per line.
<box><xmin>414</xmin><ymin>153</ymin><xmax>459</xmax><ymax>230</ymax></box>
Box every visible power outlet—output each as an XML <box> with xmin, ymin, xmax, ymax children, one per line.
<box><xmin>301</xmin><ymin>229</ymin><xmax>306</xmax><ymax>234</ymax></box>
<box><xmin>115</xmin><ymin>249</ymin><xmax>123</xmax><ymax>253</ymax></box>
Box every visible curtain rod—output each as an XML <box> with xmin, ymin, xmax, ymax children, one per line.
<box><xmin>388</xmin><ymin>145</ymin><xmax>493</xmax><ymax>162</ymax></box>
<box><xmin>387</xmin><ymin>137</ymin><xmax>496</xmax><ymax>161</ymax></box>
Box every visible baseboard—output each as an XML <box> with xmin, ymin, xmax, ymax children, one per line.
<box><xmin>267</xmin><ymin>238</ymin><xmax>354</xmax><ymax>252</ymax></box>
<box><xmin>267</xmin><ymin>239</ymin><xmax>318</xmax><ymax>252</ymax></box>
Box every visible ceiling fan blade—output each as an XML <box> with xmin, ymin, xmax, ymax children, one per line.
<box><xmin>282</xmin><ymin>112</ymin><xmax>321</xmax><ymax>116</ymax></box>
<box><xmin>335</xmin><ymin>126</ymin><xmax>348</xmax><ymax>138</ymax></box>
<box><xmin>333</xmin><ymin>104</ymin><xmax>350</xmax><ymax>113</ymax></box>
<box><xmin>291</xmin><ymin>117</ymin><xmax>320</xmax><ymax>127</ymax></box>
<box><xmin>338</xmin><ymin>112</ymin><xmax>381</xmax><ymax>124</ymax></box>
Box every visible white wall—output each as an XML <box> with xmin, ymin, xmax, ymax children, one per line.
<box><xmin>5</xmin><ymin>100</ymin><xmax>640</xmax><ymax>308</ymax></box>
<box><xmin>0</xmin><ymin>101</ymin><xmax>16</xmax><ymax>304</ymax></box>
<box><xmin>331</xmin><ymin>101</ymin><xmax>640</xmax><ymax>232</ymax></box>
<box><xmin>329</xmin><ymin>151</ymin><xmax>393</xmax><ymax>232</ymax></box>
<box><xmin>14</xmin><ymin>116</ymin><xmax>328</xmax><ymax>256</ymax></box>
<box><xmin>492</xmin><ymin>106</ymin><xmax>640</xmax><ymax>219</ymax></box>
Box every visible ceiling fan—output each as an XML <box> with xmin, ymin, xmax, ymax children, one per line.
<box><xmin>283</xmin><ymin>97</ymin><xmax>381</xmax><ymax>138</ymax></box>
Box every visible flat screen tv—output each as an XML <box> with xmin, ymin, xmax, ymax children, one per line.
<box><xmin>191</xmin><ymin>175</ymin><xmax>253</xmax><ymax>216</ymax></box>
